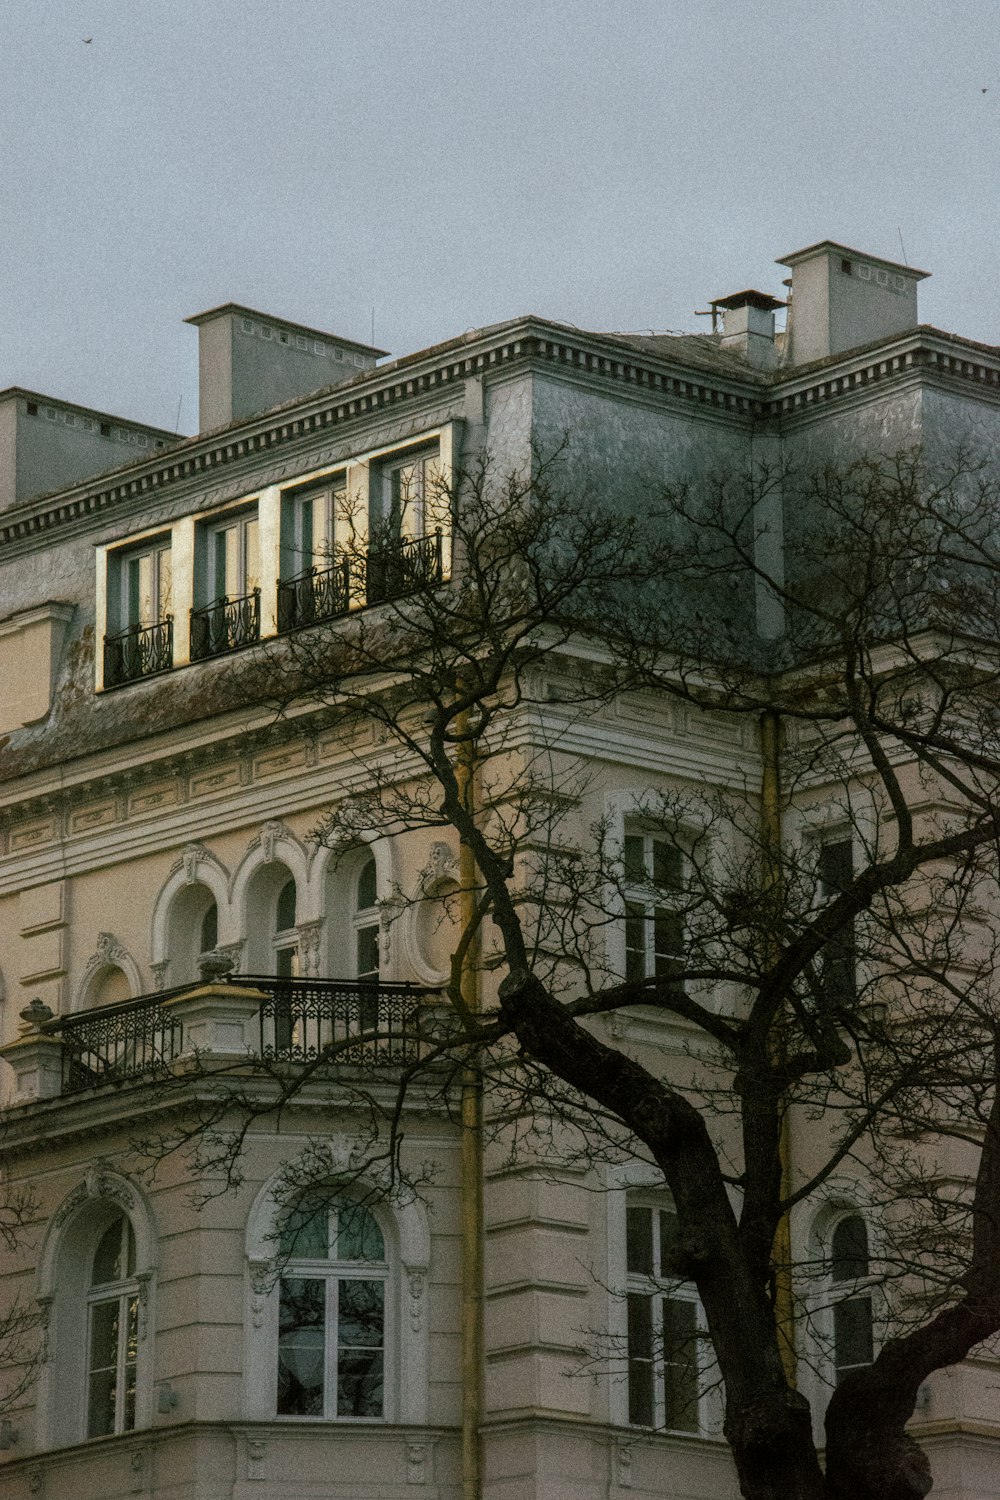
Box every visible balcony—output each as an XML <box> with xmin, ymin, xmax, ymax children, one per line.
<box><xmin>1</xmin><ymin>977</ymin><xmax>437</xmax><ymax>1104</ymax></box>
<box><xmin>102</xmin><ymin>619</ymin><xmax>173</xmax><ymax>687</ymax></box>
<box><xmin>189</xmin><ymin>588</ymin><xmax>261</xmax><ymax>661</ymax></box>
<box><xmin>276</xmin><ymin>531</ymin><xmax>444</xmax><ymax>634</ymax></box>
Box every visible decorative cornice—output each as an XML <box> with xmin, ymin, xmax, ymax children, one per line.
<box><xmin>0</xmin><ymin>317</ymin><xmax>997</xmax><ymax>561</ymax></box>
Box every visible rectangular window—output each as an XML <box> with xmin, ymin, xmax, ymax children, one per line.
<box><xmin>625</xmin><ymin>1201</ymin><xmax>706</xmax><ymax>1434</ymax></box>
<box><xmin>818</xmin><ymin>838</ymin><xmax>856</xmax><ymax>1005</ymax></box>
<box><xmin>278</xmin><ymin>477</ymin><xmax>352</xmax><ymax>631</ymax></box>
<box><xmin>623</xmin><ymin>832</ymin><xmax>684</xmax><ymax>993</ymax></box>
<box><xmin>103</xmin><ymin>537</ymin><xmax>173</xmax><ymax>687</ymax></box>
<box><xmin>191</xmin><ymin>508</ymin><xmax>261</xmax><ymax>660</ymax></box>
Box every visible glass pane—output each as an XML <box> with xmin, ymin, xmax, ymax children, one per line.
<box><xmin>244</xmin><ymin>517</ymin><xmax>260</xmax><ymax>592</ymax></box>
<box><xmin>819</xmin><ymin>840</ymin><xmax>853</xmax><ymax>896</ymax></box>
<box><xmin>123</xmin><ymin>1296</ymin><xmax>138</xmax><ymax>1432</ymax></box>
<box><xmin>831</xmin><ymin>1215</ymin><xmax>869</xmax><ymax>1281</ymax></box>
<box><xmin>653</xmin><ymin>909</ymin><xmax>683</xmax><ymax>964</ymax></box>
<box><xmin>652</xmin><ymin>841</ymin><xmax>682</xmax><ymax>891</ymax></box>
<box><xmin>626</xmin><ymin>1205</ymin><xmax>653</xmax><ymax>1276</ymax></box>
<box><xmin>338</xmin><ymin>1279</ymin><xmax>384</xmax><ymax>1346</ymax></box>
<box><xmin>277</xmin><ymin>1278</ymin><xmax>326</xmax><ymax>1415</ymax></box>
<box><xmin>337</xmin><ymin>1280</ymin><xmax>384</xmax><ymax>1418</ymax></box>
<box><xmin>356</xmin><ymin>924</ymin><xmax>379</xmax><ymax>982</ymax></box>
<box><xmin>337</xmin><ymin>1349</ymin><xmax>384</xmax><ymax>1418</ymax></box>
<box><xmin>214</xmin><ymin>526</ymin><xmax>234</xmax><ymax>599</ymax></box>
<box><xmin>89</xmin><ymin>1298</ymin><xmax>120</xmax><ymax>1371</ymax></box>
<box><xmin>625</xmin><ymin>902</ymin><xmax>646</xmax><ymax>983</ymax></box>
<box><xmin>281</xmin><ymin>1194</ymin><xmax>330</xmax><ymax>1258</ymax></box>
<box><xmin>87</xmin><ymin>1366</ymin><xmax>117</xmax><ymax>1438</ymax></box>
<box><xmin>92</xmin><ymin>1216</ymin><xmax>134</xmax><ymax>1285</ymax></box>
<box><xmin>623</xmin><ymin>835</ymin><xmax>645</xmax><ymax>882</ymax></box>
<box><xmin>357</xmin><ymin>858</ymin><xmax>377</xmax><ymax>911</ymax></box>
<box><xmin>834</xmin><ymin>1296</ymin><xmax>873</xmax><ymax>1381</ymax></box>
<box><xmin>335</xmin><ymin>1203</ymin><xmax>385</xmax><ymax>1262</ymax></box>
<box><xmin>200</xmin><ymin>900</ymin><xmax>218</xmax><ymax>954</ymax></box>
<box><xmin>662</xmin><ymin>1297</ymin><xmax>699</xmax><ymax>1432</ymax></box>
<box><xmin>627</xmin><ymin>1293</ymin><xmax>653</xmax><ymax>1426</ymax></box>
<box><xmin>299</xmin><ymin>497</ymin><xmax>314</xmax><ymax>566</ymax></box>
<box><xmin>158</xmin><ymin>547</ymin><xmax>172</xmax><ymax>617</ymax></box>
<box><xmin>276</xmin><ymin>878</ymin><xmax>297</xmax><ymax>933</ymax></box>
<box><xmin>276</xmin><ymin>945</ymin><xmax>299</xmax><ymax>980</ymax></box>
<box><xmin>125</xmin><ymin>557</ymin><xmax>141</xmax><ymax>628</ymax></box>
<box><xmin>659</xmin><ymin>1209</ymin><xmax>680</xmax><ymax>1276</ymax></box>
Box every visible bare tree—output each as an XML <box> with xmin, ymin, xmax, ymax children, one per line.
<box><xmin>172</xmin><ymin>444</ymin><xmax>1000</xmax><ymax>1499</ymax></box>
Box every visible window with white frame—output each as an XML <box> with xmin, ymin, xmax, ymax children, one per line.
<box><xmin>625</xmin><ymin>1196</ymin><xmax>708</xmax><ymax>1432</ymax></box>
<box><xmin>281</xmin><ymin>475</ymin><xmax>347</xmax><ymax>578</ymax></box>
<box><xmin>274</xmin><ymin>877</ymin><xmax>299</xmax><ymax>980</ymax></box>
<box><xmin>354</xmin><ymin>857</ymin><xmax>380</xmax><ymax>1032</ymax></box>
<box><xmin>104</xmin><ymin>535</ymin><xmax>173</xmax><ymax>686</ymax></box>
<box><xmin>192</xmin><ymin>507</ymin><xmax>261</xmax><ymax>659</ymax></box>
<box><xmin>278</xmin><ymin>475</ymin><xmax>352</xmax><ymax>632</ymax></box>
<box><xmin>827</xmin><ymin>1212</ymin><xmax>874</xmax><ymax>1385</ymax></box>
<box><xmin>623</xmin><ymin>831</ymin><xmax>685</xmax><ymax>992</ymax></box>
<box><xmin>817</xmin><ymin>838</ymin><xmax>857</xmax><ymax>1006</ymax></box>
<box><xmin>276</xmin><ymin>1190</ymin><xmax>388</xmax><ymax>1420</ymax></box>
<box><xmin>376</xmin><ymin>446</ymin><xmax>439</xmax><ymax>542</ymax></box>
<box><xmin>86</xmin><ymin>1212</ymin><xmax>140</xmax><ymax>1438</ymax></box>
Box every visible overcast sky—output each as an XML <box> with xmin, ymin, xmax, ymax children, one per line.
<box><xmin>2</xmin><ymin>0</ymin><xmax>998</xmax><ymax>432</ymax></box>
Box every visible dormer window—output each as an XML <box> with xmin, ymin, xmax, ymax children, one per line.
<box><xmin>103</xmin><ymin>536</ymin><xmax>173</xmax><ymax>688</ymax></box>
<box><xmin>191</xmin><ymin>508</ymin><xmax>261</xmax><ymax>660</ymax></box>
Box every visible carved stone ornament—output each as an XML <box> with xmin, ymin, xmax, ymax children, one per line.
<box><xmin>216</xmin><ymin>940</ymin><xmax>245</xmax><ymax>975</ymax></box>
<box><xmin>53</xmin><ymin>1165</ymin><xmax>135</xmax><ymax>1231</ymax></box>
<box><xmin>419</xmin><ymin>841</ymin><xmax>459</xmax><ymax>891</ymax></box>
<box><xmin>247</xmin><ymin>1255</ymin><xmax>275</xmax><ymax>1329</ymax></box>
<box><xmin>616</xmin><ymin>1439</ymin><xmax>633</xmax><ymax>1488</ymax></box>
<box><xmin>96</xmin><ymin>931</ymin><xmax>124</xmax><ymax>965</ymax></box>
<box><xmin>181</xmin><ymin>843</ymin><xmax>210</xmax><ymax>886</ymax></box>
<box><xmin>406</xmin><ymin>1442</ymin><xmax>428</xmax><ymax>1484</ymax></box>
<box><xmin>198</xmin><ymin>948</ymin><xmax>236</xmax><ymax>983</ymax></box>
<box><xmin>295</xmin><ymin>920</ymin><xmax>324</xmax><ymax>977</ymax></box>
<box><xmin>150</xmin><ymin>960</ymin><xmax>171</xmax><ymax>993</ymax></box>
<box><xmin>247</xmin><ymin>1438</ymin><xmax>266</xmax><ymax>1481</ymax></box>
<box><xmin>407</xmin><ymin>1268</ymin><xmax>425</xmax><ymax>1333</ymax></box>
<box><xmin>35</xmin><ymin>1295</ymin><xmax>52</xmax><ymax>1365</ymax></box>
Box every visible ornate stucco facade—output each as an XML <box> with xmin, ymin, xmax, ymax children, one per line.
<box><xmin>2</xmin><ymin>241</ymin><xmax>1000</xmax><ymax>1500</ymax></box>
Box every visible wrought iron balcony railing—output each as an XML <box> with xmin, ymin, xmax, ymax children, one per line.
<box><xmin>248</xmin><ymin>975</ymin><xmax>424</xmax><ymax>1066</ymax></box>
<box><xmin>189</xmin><ymin>588</ymin><xmax>261</xmax><ymax>661</ymax></box>
<box><xmin>277</xmin><ymin>559</ymin><xmax>353</xmax><ymax>633</ymax></box>
<box><xmin>276</xmin><ymin>532</ymin><xmax>444</xmax><ymax>635</ymax></box>
<box><xmin>58</xmin><ymin>984</ymin><xmax>189</xmax><ymax>1092</ymax></box>
<box><xmin>363</xmin><ymin>530</ymin><xmax>443</xmax><ymax>605</ymax></box>
<box><xmin>53</xmin><ymin>976</ymin><xmax>433</xmax><ymax>1094</ymax></box>
<box><xmin>102</xmin><ymin>619</ymin><xmax>174</xmax><ymax>687</ymax></box>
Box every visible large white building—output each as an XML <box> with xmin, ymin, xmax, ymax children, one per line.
<box><xmin>1</xmin><ymin>240</ymin><xmax>1000</xmax><ymax>1500</ymax></box>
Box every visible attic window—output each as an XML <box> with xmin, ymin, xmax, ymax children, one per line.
<box><xmin>26</xmin><ymin>400</ymin><xmax>37</xmax><ymax>416</ymax></box>
<box><xmin>100</xmin><ymin>422</ymin><xmax>111</xmax><ymax>437</ymax></box>
<box><xmin>840</xmin><ymin>258</ymin><xmax>853</xmax><ymax>275</ymax></box>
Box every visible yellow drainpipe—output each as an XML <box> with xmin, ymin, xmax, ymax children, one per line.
<box><xmin>760</xmin><ymin>706</ymin><xmax>796</xmax><ymax>1385</ymax></box>
<box><xmin>457</xmin><ymin>714</ymin><xmax>484</xmax><ymax>1500</ymax></box>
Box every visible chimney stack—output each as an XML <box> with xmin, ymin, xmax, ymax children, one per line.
<box><xmin>776</xmin><ymin>241</ymin><xmax>929</xmax><ymax>366</ymax></box>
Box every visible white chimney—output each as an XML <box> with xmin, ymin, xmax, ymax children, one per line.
<box><xmin>776</xmin><ymin>241</ymin><xmax>929</xmax><ymax>366</ymax></box>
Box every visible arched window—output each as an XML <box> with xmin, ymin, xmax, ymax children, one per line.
<box><xmin>86</xmin><ymin>1213</ymin><xmax>140</xmax><ymax>1437</ymax></box>
<box><xmin>354</xmin><ymin>860</ymin><xmax>379</xmax><ymax>982</ymax></box>
<box><xmin>829</xmin><ymin>1213</ymin><xmax>874</xmax><ymax>1385</ymax></box>
<box><xmin>625</xmin><ymin>1194</ymin><xmax>708</xmax><ymax>1433</ymax></box>
<box><xmin>34</xmin><ymin>1180</ymin><xmax>156</xmax><ymax>1451</ymax></box>
<box><xmin>165</xmin><ymin>881</ymin><xmax>220</xmax><ymax>985</ymax></box>
<box><xmin>276</xmin><ymin>1191</ymin><xmax>388</xmax><ymax>1421</ymax></box>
